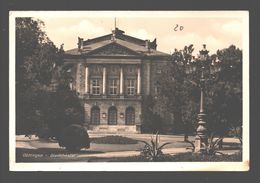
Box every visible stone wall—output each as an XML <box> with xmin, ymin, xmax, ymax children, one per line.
<box><xmin>75</xmin><ymin>63</ymin><xmax>85</xmax><ymax>95</ymax></box>
<box><xmin>150</xmin><ymin>60</ymin><xmax>175</xmax><ymax>132</ymax></box>
<box><xmin>141</xmin><ymin>61</ymin><xmax>151</xmax><ymax>95</ymax></box>
<box><xmin>150</xmin><ymin>60</ymin><xmax>169</xmax><ymax>96</ymax></box>
<box><xmin>69</xmin><ymin>58</ymin><xmax>175</xmax><ymax>133</ymax></box>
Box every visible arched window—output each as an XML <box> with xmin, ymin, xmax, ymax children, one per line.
<box><xmin>108</xmin><ymin>106</ymin><xmax>117</xmax><ymax>125</ymax></box>
<box><xmin>125</xmin><ymin>107</ymin><xmax>135</xmax><ymax>125</ymax></box>
<box><xmin>91</xmin><ymin>106</ymin><xmax>100</xmax><ymax>125</ymax></box>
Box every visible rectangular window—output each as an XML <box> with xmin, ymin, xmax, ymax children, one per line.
<box><xmin>127</xmin><ymin>79</ymin><xmax>136</xmax><ymax>95</ymax></box>
<box><xmin>91</xmin><ymin>79</ymin><xmax>100</xmax><ymax>95</ymax></box>
<box><xmin>109</xmin><ymin>79</ymin><xmax>118</xmax><ymax>95</ymax></box>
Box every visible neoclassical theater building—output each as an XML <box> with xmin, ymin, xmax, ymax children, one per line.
<box><xmin>64</xmin><ymin>28</ymin><xmax>171</xmax><ymax>133</ymax></box>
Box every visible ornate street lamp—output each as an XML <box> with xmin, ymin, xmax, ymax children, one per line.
<box><xmin>185</xmin><ymin>44</ymin><xmax>221</xmax><ymax>152</ymax></box>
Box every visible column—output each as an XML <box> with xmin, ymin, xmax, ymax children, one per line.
<box><xmin>137</xmin><ymin>66</ymin><xmax>141</xmax><ymax>95</ymax></box>
<box><xmin>146</xmin><ymin>63</ymin><xmax>151</xmax><ymax>95</ymax></box>
<box><xmin>76</xmin><ymin>63</ymin><xmax>81</xmax><ymax>93</ymax></box>
<box><xmin>85</xmin><ymin>66</ymin><xmax>89</xmax><ymax>93</ymax></box>
<box><xmin>120</xmin><ymin>67</ymin><xmax>124</xmax><ymax>95</ymax></box>
<box><xmin>102</xmin><ymin>66</ymin><xmax>106</xmax><ymax>94</ymax></box>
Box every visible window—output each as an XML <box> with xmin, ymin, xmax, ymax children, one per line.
<box><xmin>91</xmin><ymin>106</ymin><xmax>100</xmax><ymax>125</ymax></box>
<box><xmin>125</xmin><ymin>107</ymin><xmax>135</xmax><ymax>125</ymax></box>
<box><xmin>108</xmin><ymin>79</ymin><xmax>118</xmax><ymax>95</ymax></box>
<box><xmin>127</xmin><ymin>79</ymin><xmax>136</xmax><ymax>95</ymax></box>
<box><xmin>108</xmin><ymin>106</ymin><xmax>117</xmax><ymax>125</ymax></box>
<box><xmin>91</xmin><ymin>79</ymin><xmax>100</xmax><ymax>95</ymax></box>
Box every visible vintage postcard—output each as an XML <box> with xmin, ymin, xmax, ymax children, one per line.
<box><xmin>9</xmin><ymin>11</ymin><xmax>249</xmax><ymax>171</ymax></box>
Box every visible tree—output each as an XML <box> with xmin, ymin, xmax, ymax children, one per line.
<box><xmin>157</xmin><ymin>44</ymin><xmax>242</xmax><ymax>138</ymax></box>
<box><xmin>37</xmin><ymin>85</ymin><xmax>84</xmax><ymax>139</ymax></box>
<box><xmin>141</xmin><ymin>96</ymin><xmax>164</xmax><ymax>133</ymax></box>
<box><xmin>16</xmin><ymin>18</ymin><xmax>58</xmax><ymax>134</ymax></box>
<box><xmin>157</xmin><ymin>45</ymin><xmax>198</xmax><ymax>135</ymax></box>
<box><xmin>207</xmin><ymin>45</ymin><xmax>242</xmax><ymax>136</ymax></box>
<box><xmin>15</xmin><ymin>18</ymin><xmax>83</xmax><ymax>137</ymax></box>
<box><xmin>16</xmin><ymin>18</ymin><xmax>47</xmax><ymax>66</ymax></box>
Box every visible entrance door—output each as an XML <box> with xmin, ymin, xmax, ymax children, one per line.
<box><xmin>108</xmin><ymin>106</ymin><xmax>117</xmax><ymax>125</ymax></box>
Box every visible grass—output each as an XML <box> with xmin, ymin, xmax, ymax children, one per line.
<box><xmin>90</xmin><ymin>135</ymin><xmax>139</xmax><ymax>144</ymax></box>
<box><xmin>107</xmin><ymin>152</ymin><xmax>242</xmax><ymax>162</ymax></box>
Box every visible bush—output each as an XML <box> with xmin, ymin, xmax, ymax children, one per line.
<box><xmin>58</xmin><ymin>124</ymin><xmax>90</xmax><ymax>152</ymax></box>
<box><xmin>36</xmin><ymin>126</ymin><xmax>52</xmax><ymax>139</ymax></box>
<box><xmin>37</xmin><ymin>89</ymin><xmax>84</xmax><ymax>139</ymax></box>
<box><xmin>139</xmin><ymin>133</ymin><xmax>172</xmax><ymax>161</ymax></box>
<box><xmin>91</xmin><ymin>135</ymin><xmax>138</xmax><ymax>144</ymax></box>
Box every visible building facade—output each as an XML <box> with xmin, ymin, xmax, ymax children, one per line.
<box><xmin>64</xmin><ymin>28</ymin><xmax>171</xmax><ymax>133</ymax></box>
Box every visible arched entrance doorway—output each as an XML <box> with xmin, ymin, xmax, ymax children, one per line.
<box><xmin>90</xmin><ymin>106</ymin><xmax>100</xmax><ymax>125</ymax></box>
<box><xmin>108</xmin><ymin>106</ymin><xmax>117</xmax><ymax>125</ymax></box>
<box><xmin>125</xmin><ymin>107</ymin><xmax>135</xmax><ymax>125</ymax></box>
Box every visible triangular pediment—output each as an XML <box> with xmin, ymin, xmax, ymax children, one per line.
<box><xmin>87</xmin><ymin>42</ymin><xmax>140</xmax><ymax>56</ymax></box>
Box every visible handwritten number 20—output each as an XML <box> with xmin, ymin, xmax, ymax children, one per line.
<box><xmin>174</xmin><ymin>24</ymin><xmax>184</xmax><ymax>31</ymax></box>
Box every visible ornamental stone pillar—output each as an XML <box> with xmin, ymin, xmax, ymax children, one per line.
<box><xmin>120</xmin><ymin>67</ymin><xmax>124</xmax><ymax>95</ymax></box>
<box><xmin>85</xmin><ymin>66</ymin><xmax>89</xmax><ymax>93</ymax></box>
<box><xmin>76</xmin><ymin>63</ymin><xmax>81</xmax><ymax>93</ymax></box>
<box><xmin>102</xmin><ymin>66</ymin><xmax>106</xmax><ymax>94</ymax></box>
<box><xmin>137</xmin><ymin>66</ymin><xmax>141</xmax><ymax>95</ymax></box>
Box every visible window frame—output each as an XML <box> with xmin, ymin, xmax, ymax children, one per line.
<box><xmin>125</xmin><ymin>107</ymin><xmax>135</xmax><ymax>125</ymax></box>
<box><xmin>90</xmin><ymin>106</ymin><xmax>100</xmax><ymax>125</ymax></box>
<box><xmin>91</xmin><ymin>78</ymin><xmax>101</xmax><ymax>95</ymax></box>
<box><xmin>127</xmin><ymin>79</ymin><xmax>136</xmax><ymax>96</ymax></box>
<box><xmin>108</xmin><ymin>79</ymin><xmax>118</xmax><ymax>95</ymax></box>
<box><xmin>108</xmin><ymin>107</ymin><xmax>117</xmax><ymax>125</ymax></box>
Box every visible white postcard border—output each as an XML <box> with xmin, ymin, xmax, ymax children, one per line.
<box><xmin>9</xmin><ymin>11</ymin><xmax>249</xmax><ymax>171</ymax></box>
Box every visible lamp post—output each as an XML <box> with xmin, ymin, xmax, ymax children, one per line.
<box><xmin>185</xmin><ymin>44</ymin><xmax>221</xmax><ymax>152</ymax></box>
<box><xmin>195</xmin><ymin>44</ymin><xmax>209</xmax><ymax>152</ymax></box>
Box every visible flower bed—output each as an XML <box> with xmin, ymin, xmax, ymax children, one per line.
<box><xmin>90</xmin><ymin>135</ymin><xmax>139</xmax><ymax>144</ymax></box>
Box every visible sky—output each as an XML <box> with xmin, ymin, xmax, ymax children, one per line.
<box><xmin>31</xmin><ymin>11</ymin><xmax>246</xmax><ymax>55</ymax></box>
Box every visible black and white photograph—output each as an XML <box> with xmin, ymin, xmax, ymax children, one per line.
<box><xmin>9</xmin><ymin>11</ymin><xmax>249</xmax><ymax>171</ymax></box>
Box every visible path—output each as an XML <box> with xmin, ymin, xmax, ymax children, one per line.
<box><xmin>15</xmin><ymin>134</ymin><xmax>241</xmax><ymax>162</ymax></box>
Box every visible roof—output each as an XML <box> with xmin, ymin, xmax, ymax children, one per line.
<box><xmin>65</xmin><ymin>28</ymin><xmax>170</xmax><ymax>58</ymax></box>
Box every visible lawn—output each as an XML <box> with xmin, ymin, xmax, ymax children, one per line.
<box><xmin>101</xmin><ymin>152</ymin><xmax>243</xmax><ymax>162</ymax></box>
